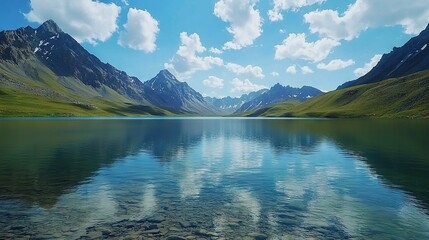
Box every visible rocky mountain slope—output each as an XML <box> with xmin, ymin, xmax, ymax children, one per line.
<box><xmin>144</xmin><ymin>70</ymin><xmax>219</xmax><ymax>114</ymax></box>
<box><xmin>339</xmin><ymin>24</ymin><xmax>429</xmax><ymax>89</ymax></box>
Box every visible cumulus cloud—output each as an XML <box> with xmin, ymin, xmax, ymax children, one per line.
<box><xmin>231</xmin><ymin>78</ymin><xmax>266</xmax><ymax>94</ymax></box>
<box><xmin>301</xmin><ymin>66</ymin><xmax>314</xmax><ymax>74</ymax></box>
<box><xmin>118</xmin><ymin>8</ymin><xmax>159</xmax><ymax>52</ymax></box>
<box><xmin>317</xmin><ymin>59</ymin><xmax>355</xmax><ymax>71</ymax></box>
<box><xmin>164</xmin><ymin>32</ymin><xmax>224</xmax><ymax>79</ymax></box>
<box><xmin>268</xmin><ymin>0</ymin><xmax>325</xmax><ymax>22</ymax></box>
<box><xmin>271</xmin><ymin>71</ymin><xmax>279</xmax><ymax>77</ymax></box>
<box><xmin>209</xmin><ymin>47</ymin><xmax>223</xmax><ymax>54</ymax></box>
<box><xmin>25</xmin><ymin>0</ymin><xmax>121</xmax><ymax>44</ymax></box>
<box><xmin>165</xmin><ymin>32</ymin><xmax>266</xmax><ymax>80</ymax></box>
<box><xmin>304</xmin><ymin>0</ymin><xmax>429</xmax><ymax>40</ymax></box>
<box><xmin>214</xmin><ymin>0</ymin><xmax>262</xmax><ymax>50</ymax></box>
<box><xmin>354</xmin><ymin>54</ymin><xmax>382</xmax><ymax>77</ymax></box>
<box><xmin>225</xmin><ymin>63</ymin><xmax>265</xmax><ymax>79</ymax></box>
<box><xmin>286</xmin><ymin>65</ymin><xmax>297</xmax><ymax>74</ymax></box>
<box><xmin>203</xmin><ymin>76</ymin><xmax>225</xmax><ymax>88</ymax></box>
<box><xmin>275</xmin><ymin>33</ymin><xmax>340</xmax><ymax>62</ymax></box>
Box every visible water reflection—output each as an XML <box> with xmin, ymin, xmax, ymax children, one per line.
<box><xmin>0</xmin><ymin>118</ymin><xmax>428</xmax><ymax>239</ymax></box>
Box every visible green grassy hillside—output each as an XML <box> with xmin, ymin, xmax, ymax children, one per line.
<box><xmin>0</xmin><ymin>59</ymin><xmax>173</xmax><ymax>117</ymax></box>
<box><xmin>243</xmin><ymin>70</ymin><xmax>429</xmax><ymax>118</ymax></box>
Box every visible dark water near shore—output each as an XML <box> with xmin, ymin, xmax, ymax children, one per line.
<box><xmin>0</xmin><ymin>117</ymin><xmax>428</xmax><ymax>239</ymax></box>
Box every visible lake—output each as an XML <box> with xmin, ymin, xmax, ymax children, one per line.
<box><xmin>0</xmin><ymin>117</ymin><xmax>428</xmax><ymax>239</ymax></box>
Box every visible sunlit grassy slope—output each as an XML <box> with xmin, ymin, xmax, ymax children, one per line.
<box><xmin>239</xmin><ymin>70</ymin><xmax>429</xmax><ymax>118</ymax></box>
<box><xmin>0</xmin><ymin>60</ymin><xmax>172</xmax><ymax>117</ymax></box>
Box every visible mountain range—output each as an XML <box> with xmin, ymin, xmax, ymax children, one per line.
<box><xmin>0</xmin><ymin>20</ymin><xmax>223</xmax><ymax>115</ymax></box>
<box><xmin>0</xmin><ymin>20</ymin><xmax>323</xmax><ymax>116</ymax></box>
<box><xmin>1</xmin><ymin>20</ymin><xmax>427</xmax><ymax>118</ymax></box>
<box><xmin>234</xmin><ymin>84</ymin><xmax>323</xmax><ymax>113</ymax></box>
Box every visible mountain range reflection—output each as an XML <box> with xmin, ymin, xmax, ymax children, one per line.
<box><xmin>0</xmin><ymin>118</ymin><xmax>427</xmax><ymax>211</ymax></box>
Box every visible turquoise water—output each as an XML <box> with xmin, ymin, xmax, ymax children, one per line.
<box><xmin>0</xmin><ymin>118</ymin><xmax>428</xmax><ymax>239</ymax></box>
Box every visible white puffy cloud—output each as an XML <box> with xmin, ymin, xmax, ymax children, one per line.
<box><xmin>301</xmin><ymin>66</ymin><xmax>314</xmax><ymax>74</ymax></box>
<box><xmin>209</xmin><ymin>47</ymin><xmax>223</xmax><ymax>54</ymax></box>
<box><xmin>214</xmin><ymin>0</ymin><xmax>262</xmax><ymax>50</ymax></box>
<box><xmin>354</xmin><ymin>54</ymin><xmax>382</xmax><ymax>77</ymax></box>
<box><xmin>225</xmin><ymin>63</ymin><xmax>265</xmax><ymax>79</ymax></box>
<box><xmin>271</xmin><ymin>71</ymin><xmax>279</xmax><ymax>77</ymax></box>
<box><xmin>121</xmin><ymin>0</ymin><xmax>129</xmax><ymax>6</ymax></box>
<box><xmin>268</xmin><ymin>0</ymin><xmax>325</xmax><ymax>22</ymax></box>
<box><xmin>231</xmin><ymin>78</ymin><xmax>266</xmax><ymax>94</ymax></box>
<box><xmin>304</xmin><ymin>0</ymin><xmax>429</xmax><ymax>41</ymax></box>
<box><xmin>203</xmin><ymin>76</ymin><xmax>224</xmax><ymax>88</ymax></box>
<box><xmin>165</xmin><ymin>32</ymin><xmax>267</xmax><ymax>80</ymax></box>
<box><xmin>118</xmin><ymin>8</ymin><xmax>159</xmax><ymax>53</ymax></box>
<box><xmin>164</xmin><ymin>32</ymin><xmax>224</xmax><ymax>79</ymax></box>
<box><xmin>317</xmin><ymin>59</ymin><xmax>355</xmax><ymax>71</ymax></box>
<box><xmin>25</xmin><ymin>0</ymin><xmax>121</xmax><ymax>44</ymax></box>
<box><xmin>286</xmin><ymin>65</ymin><xmax>297</xmax><ymax>74</ymax></box>
<box><xmin>275</xmin><ymin>33</ymin><xmax>340</xmax><ymax>62</ymax></box>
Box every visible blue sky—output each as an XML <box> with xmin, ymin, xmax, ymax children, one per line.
<box><xmin>1</xmin><ymin>0</ymin><xmax>428</xmax><ymax>97</ymax></box>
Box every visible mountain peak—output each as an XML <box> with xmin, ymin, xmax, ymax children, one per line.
<box><xmin>157</xmin><ymin>69</ymin><xmax>177</xmax><ymax>81</ymax></box>
<box><xmin>272</xmin><ymin>83</ymin><xmax>282</xmax><ymax>88</ymax></box>
<box><xmin>37</xmin><ymin>19</ymin><xmax>63</xmax><ymax>34</ymax></box>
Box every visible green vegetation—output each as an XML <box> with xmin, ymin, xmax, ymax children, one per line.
<box><xmin>241</xmin><ymin>70</ymin><xmax>429</xmax><ymax>118</ymax></box>
<box><xmin>0</xmin><ymin>59</ymin><xmax>173</xmax><ymax>117</ymax></box>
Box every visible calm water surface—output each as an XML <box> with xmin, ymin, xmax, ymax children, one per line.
<box><xmin>0</xmin><ymin>117</ymin><xmax>428</xmax><ymax>239</ymax></box>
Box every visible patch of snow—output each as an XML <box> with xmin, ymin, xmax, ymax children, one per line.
<box><xmin>33</xmin><ymin>47</ymin><xmax>40</xmax><ymax>53</ymax></box>
<box><xmin>43</xmin><ymin>42</ymin><xmax>49</xmax><ymax>46</ymax></box>
<box><xmin>151</xmin><ymin>78</ymin><xmax>157</xmax><ymax>90</ymax></box>
<box><xmin>306</xmin><ymin>95</ymin><xmax>311</xmax><ymax>99</ymax></box>
<box><xmin>422</xmin><ymin>44</ymin><xmax>427</xmax><ymax>51</ymax></box>
<box><xmin>293</xmin><ymin>94</ymin><xmax>297</xmax><ymax>97</ymax></box>
<box><xmin>39</xmin><ymin>40</ymin><xmax>44</xmax><ymax>46</ymax></box>
<box><xmin>51</xmin><ymin>45</ymin><xmax>54</xmax><ymax>50</ymax></box>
